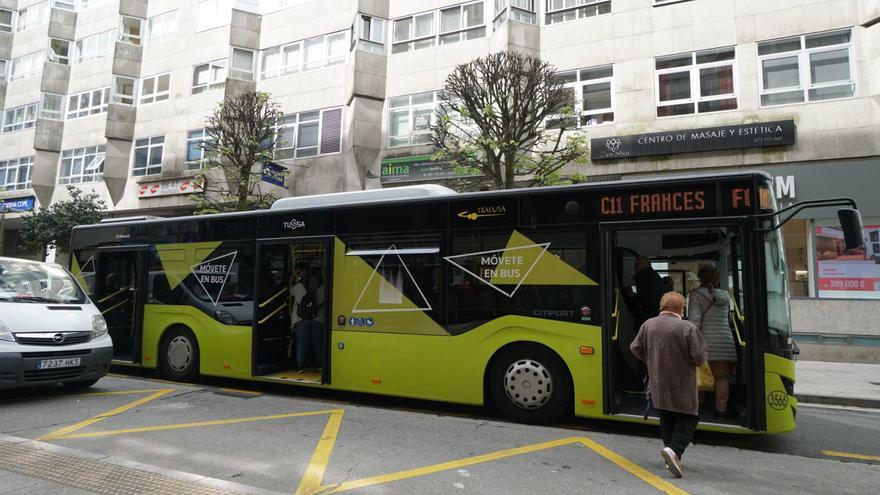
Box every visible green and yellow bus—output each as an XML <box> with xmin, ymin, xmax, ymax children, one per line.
<box><xmin>69</xmin><ymin>171</ymin><xmax>863</xmax><ymax>432</ymax></box>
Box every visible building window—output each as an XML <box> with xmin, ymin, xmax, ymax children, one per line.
<box><xmin>39</xmin><ymin>93</ymin><xmax>64</xmax><ymax>120</ymax></box>
<box><xmin>556</xmin><ymin>65</ymin><xmax>614</xmax><ymax>126</ymax></box>
<box><xmin>132</xmin><ymin>136</ymin><xmax>164</xmax><ymax>176</ymax></box>
<box><xmin>197</xmin><ymin>0</ymin><xmax>232</xmax><ymax>32</ymax></box>
<box><xmin>58</xmin><ymin>145</ymin><xmax>105</xmax><ymax>184</ymax></box>
<box><xmin>67</xmin><ymin>87</ymin><xmax>110</xmax><ymax>119</ymax></box>
<box><xmin>494</xmin><ymin>0</ymin><xmax>537</xmax><ymax>28</ymax></box>
<box><xmin>53</xmin><ymin>0</ymin><xmax>75</xmax><ymax>11</ymax></box>
<box><xmin>439</xmin><ymin>2</ymin><xmax>485</xmax><ymax>45</ymax></box>
<box><xmin>0</xmin><ymin>157</ymin><xmax>34</xmax><ymax>191</ymax></box>
<box><xmin>145</xmin><ymin>10</ymin><xmax>177</xmax><ymax>45</ymax></box>
<box><xmin>392</xmin><ymin>12</ymin><xmax>435</xmax><ymax>53</ymax></box>
<box><xmin>353</xmin><ymin>14</ymin><xmax>386</xmax><ymax>54</ymax></box>
<box><xmin>75</xmin><ymin>29</ymin><xmax>117</xmax><ymax>63</ymax></box>
<box><xmin>0</xmin><ymin>9</ymin><xmax>13</xmax><ymax>33</ymax></box>
<box><xmin>545</xmin><ymin>0</ymin><xmax>611</xmax><ymax>25</ymax></box>
<box><xmin>192</xmin><ymin>60</ymin><xmax>226</xmax><ymax>94</ymax></box>
<box><xmin>185</xmin><ymin>129</ymin><xmax>215</xmax><ymax>170</ymax></box>
<box><xmin>140</xmin><ymin>73</ymin><xmax>170</xmax><ymax>104</ymax></box>
<box><xmin>48</xmin><ymin>39</ymin><xmax>71</xmax><ymax>65</ymax></box>
<box><xmin>2</xmin><ymin>103</ymin><xmax>38</xmax><ymax>133</ymax></box>
<box><xmin>655</xmin><ymin>46</ymin><xmax>736</xmax><ymax>117</ymax></box>
<box><xmin>112</xmin><ymin>76</ymin><xmax>137</xmax><ymax>105</ymax></box>
<box><xmin>0</xmin><ymin>59</ymin><xmax>7</xmax><ymax>81</ymax></box>
<box><xmin>17</xmin><ymin>1</ymin><xmax>49</xmax><ymax>32</ymax></box>
<box><xmin>10</xmin><ymin>51</ymin><xmax>46</xmax><ymax>81</ymax></box>
<box><xmin>273</xmin><ymin>107</ymin><xmax>343</xmax><ymax>159</ymax></box>
<box><xmin>230</xmin><ymin>47</ymin><xmax>255</xmax><ymax>81</ymax></box>
<box><xmin>119</xmin><ymin>16</ymin><xmax>143</xmax><ymax>45</ymax></box>
<box><xmin>758</xmin><ymin>29</ymin><xmax>854</xmax><ymax>107</ymax></box>
<box><xmin>259</xmin><ymin>31</ymin><xmax>348</xmax><ymax>81</ymax></box>
<box><xmin>388</xmin><ymin>92</ymin><xmax>439</xmax><ymax>147</ymax></box>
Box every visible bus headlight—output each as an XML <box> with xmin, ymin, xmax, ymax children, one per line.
<box><xmin>91</xmin><ymin>314</ymin><xmax>108</xmax><ymax>339</ymax></box>
<box><xmin>214</xmin><ymin>310</ymin><xmax>237</xmax><ymax>325</ymax></box>
<box><xmin>0</xmin><ymin>320</ymin><xmax>14</xmax><ymax>342</ymax></box>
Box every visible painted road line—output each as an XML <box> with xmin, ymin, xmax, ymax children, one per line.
<box><xmin>56</xmin><ymin>409</ymin><xmax>345</xmax><ymax>440</ymax></box>
<box><xmin>822</xmin><ymin>450</ymin><xmax>880</xmax><ymax>462</ymax></box>
<box><xmin>310</xmin><ymin>436</ymin><xmax>688</xmax><ymax>495</ymax></box>
<box><xmin>38</xmin><ymin>389</ymin><xmax>175</xmax><ymax>441</ymax></box>
<box><xmin>295</xmin><ymin>411</ymin><xmax>345</xmax><ymax>495</ymax></box>
<box><xmin>76</xmin><ymin>389</ymin><xmax>171</xmax><ymax>397</ymax></box>
<box><xmin>577</xmin><ymin>437</ymin><xmax>688</xmax><ymax>495</ymax></box>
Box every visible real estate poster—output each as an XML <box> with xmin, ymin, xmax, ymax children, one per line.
<box><xmin>815</xmin><ymin>225</ymin><xmax>880</xmax><ymax>299</ymax></box>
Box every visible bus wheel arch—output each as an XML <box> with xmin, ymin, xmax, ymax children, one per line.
<box><xmin>485</xmin><ymin>342</ymin><xmax>572</xmax><ymax>425</ymax></box>
<box><xmin>158</xmin><ymin>324</ymin><xmax>200</xmax><ymax>382</ymax></box>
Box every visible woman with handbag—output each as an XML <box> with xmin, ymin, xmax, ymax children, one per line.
<box><xmin>688</xmin><ymin>265</ymin><xmax>738</xmax><ymax>419</ymax></box>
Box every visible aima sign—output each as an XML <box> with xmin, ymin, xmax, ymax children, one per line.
<box><xmin>774</xmin><ymin>175</ymin><xmax>795</xmax><ymax>202</ymax></box>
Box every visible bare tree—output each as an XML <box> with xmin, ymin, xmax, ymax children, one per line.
<box><xmin>195</xmin><ymin>91</ymin><xmax>285</xmax><ymax>214</ymax></box>
<box><xmin>430</xmin><ymin>51</ymin><xmax>588</xmax><ymax>190</ymax></box>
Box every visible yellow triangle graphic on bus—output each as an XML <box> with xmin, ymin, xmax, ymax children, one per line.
<box><xmin>505</xmin><ymin>231</ymin><xmax>597</xmax><ymax>287</ymax></box>
<box><xmin>156</xmin><ymin>241</ymin><xmax>223</xmax><ymax>290</ymax></box>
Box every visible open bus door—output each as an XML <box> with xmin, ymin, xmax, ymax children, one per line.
<box><xmin>253</xmin><ymin>237</ymin><xmax>332</xmax><ymax>384</ymax></box>
<box><xmin>94</xmin><ymin>248</ymin><xmax>147</xmax><ymax>363</ymax></box>
<box><xmin>602</xmin><ymin>221</ymin><xmax>757</xmax><ymax>430</ymax></box>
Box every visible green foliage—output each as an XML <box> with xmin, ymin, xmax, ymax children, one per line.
<box><xmin>19</xmin><ymin>186</ymin><xmax>106</xmax><ymax>254</ymax></box>
<box><xmin>194</xmin><ymin>91</ymin><xmax>285</xmax><ymax>214</ymax></box>
<box><xmin>430</xmin><ymin>51</ymin><xmax>590</xmax><ymax>190</ymax></box>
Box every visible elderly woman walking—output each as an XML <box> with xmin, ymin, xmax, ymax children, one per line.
<box><xmin>688</xmin><ymin>265</ymin><xmax>738</xmax><ymax>418</ymax></box>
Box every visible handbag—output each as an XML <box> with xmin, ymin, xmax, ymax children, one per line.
<box><xmin>697</xmin><ymin>361</ymin><xmax>715</xmax><ymax>391</ymax></box>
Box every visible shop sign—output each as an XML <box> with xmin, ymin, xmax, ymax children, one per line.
<box><xmin>137</xmin><ymin>176</ymin><xmax>205</xmax><ymax>198</ymax></box>
<box><xmin>816</xmin><ymin>225</ymin><xmax>880</xmax><ymax>300</ymax></box>
<box><xmin>591</xmin><ymin>120</ymin><xmax>796</xmax><ymax>161</ymax></box>
<box><xmin>261</xmin><ymin>162</ymin><xmax>287</xmax><ymax>188</ymax></box>
<box><xmin>380</xmin><ymin>155</ymin><xmax>479</xmax><ymax>184</ymax></box>
<box><xmin>0</xmin><ymin>196</ymin><xmax>36</xmax><ymax>212</ymax></box>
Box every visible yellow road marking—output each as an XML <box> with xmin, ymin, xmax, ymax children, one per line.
<box><xmin>56</xmin><ymin>409</ymin><xmax>344</xmax><ymax>440</ymax></box>
<box><xmin>74</xmin><ymin>389</ymin><xmax>170</xmax><ymax>397</ymax></box>
<box><xmin>38</xmin><ymin>389</ymin><xmax>175</xmax><ymax>441</ymax></box>
<box><xmin>577</xmin><ymin>437</ymin><xmax>688</xmax><ymax>495</ymax></box>
<box><xmin>295</xmin><ymin>411</ymin><xmax>345</xmax><ymax>495</ymax></box>
<box><xmin>823</xmin><ymin>450</ymin><xmax>880</xmax><ymax>462</ymax></box>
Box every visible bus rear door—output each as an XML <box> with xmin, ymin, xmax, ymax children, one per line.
<box><xmin>95</xmin><ymin>248</ymin><xmax>148</xmax><ymax>363</ymax></box>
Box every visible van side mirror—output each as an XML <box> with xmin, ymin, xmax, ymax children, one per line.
<box><xmin>837</xmin><ymin>208</ymin><xmax>864</xmax><ymax>250</ymax></box>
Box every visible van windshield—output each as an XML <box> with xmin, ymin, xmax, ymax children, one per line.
<box><xmin>0</xmin><ymin>259</ymin><xmax>87</xmax><ymax>304</ymax></box>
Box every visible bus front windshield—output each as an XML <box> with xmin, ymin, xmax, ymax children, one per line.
<box><xmin>764</xmin><ymin>227</ymin><xmax>793</xmax><ymax>356</ymax></box>
<box><xmin>0</xmin><ymin>259</ymin><xmax>88</xmax><ymax>304</ymax></box>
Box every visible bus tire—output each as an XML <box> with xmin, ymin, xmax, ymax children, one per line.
<box><xmin>159</xmin><ymin>326</ymin><xmax>200</xmax><ymax>382</ymax></box>
<box><xmin>488</xmin><ymin>344</ymin><xmax>571</xmax><ymax>425</ymax></box>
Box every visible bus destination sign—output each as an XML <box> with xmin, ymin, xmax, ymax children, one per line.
<box><xmin>598</xmin><ymin>184</ymin><xmax>758</xmax><ymax>219</ymax></box>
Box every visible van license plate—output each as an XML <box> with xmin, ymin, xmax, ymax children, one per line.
<box><xmin>36</xmin><ymin>358</ymin><xmax>81</xmax><ymax>369</ymax></box>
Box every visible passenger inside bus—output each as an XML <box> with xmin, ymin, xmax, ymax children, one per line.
<box><xmin>612</xmin><ymin>228</ymin><xmax>748</xmax><ymax>426</ymax></box>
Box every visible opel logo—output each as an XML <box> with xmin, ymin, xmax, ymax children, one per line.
<box><xmin>53</xmin><ymin>333</ymin><xmax>65</xmax><ymax>344</ymax></box>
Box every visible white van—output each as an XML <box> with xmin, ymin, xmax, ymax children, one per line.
<box><xmin>0</xmin><ymin>257</ymin><xmax>113</xmax><ymax>390</ymax></box>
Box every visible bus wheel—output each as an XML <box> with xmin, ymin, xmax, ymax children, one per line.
<box><xmin>160</xmin><ymin>327</ymin><xmax>199</xmax><ymax>382</ymax></box>
<box><xmin>489</xmin><ymin>345</ymin><xmax>571</xmax><ymax>425</ymax></box>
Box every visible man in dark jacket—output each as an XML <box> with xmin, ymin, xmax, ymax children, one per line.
<box><xmin>630</xmin><ymin>292</ymin><xmax>708</xmax><ymax>478</ymax></box>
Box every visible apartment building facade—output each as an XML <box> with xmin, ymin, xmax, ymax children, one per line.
<box><xmin>1</xmin><ymin>0</ymin><xmax>879</xmax><ymax>358</ymax></box>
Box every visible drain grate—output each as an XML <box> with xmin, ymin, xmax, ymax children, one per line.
<box><xmin>0</xmin><ymin>440</ymin><xmax>239</xmax><ymax>495</ymax></box>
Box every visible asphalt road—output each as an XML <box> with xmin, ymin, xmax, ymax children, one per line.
<box><xmin>1</xmin><ymin>371</ymin><xmax>878</xmax><ymax>495</ymax></box>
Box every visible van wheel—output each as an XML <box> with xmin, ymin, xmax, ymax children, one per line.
<box><xmin>160</xmin><ymin>327</ymin><xmax>199</xmax><ymax>382</ymax></box>
<box><xmin>488</xmin><ymin>345</ymin><xmax>571</xmax><ymax>425</ymax></box>
<box><xmin>62</xmin><ymin>378</ymin><xmax>101</xmax><ymax>390</ymax></box>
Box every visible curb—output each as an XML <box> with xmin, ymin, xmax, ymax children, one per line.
<box><xmin>795</xmin><ymin>394</ymin><xmax>880</xmax><ymax>410</ymax></box>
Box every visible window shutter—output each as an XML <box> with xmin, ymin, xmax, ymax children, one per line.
<box><xmin>320</xmin><ymin>108</ymin><xmax>342</xmax><ymax>154</ymax></box>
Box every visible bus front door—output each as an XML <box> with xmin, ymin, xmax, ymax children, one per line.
<box><xmin>602</xmin><ymin>224</ymin><xmax>754</xmax><ymax>429</ymax></box>
<box><xmin>253</xmin><ymin>239</ymin><xmax>331</xmax><ymax>384</ymax></box>
<box><xmin>95</xmin><ymin>250</ymin><xmax>147</xmax><ymax>363</ymax></box>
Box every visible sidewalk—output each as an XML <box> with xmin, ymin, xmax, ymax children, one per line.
<box><xmin>795</xmin><ymin>360</ymin><xmax>880</xmax><ymax>409</ymax></box>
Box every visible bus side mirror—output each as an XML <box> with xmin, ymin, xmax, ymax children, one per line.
<box><xmin>837</xmin><ymin>208</ymin><xmax>864</xmax><ymax>250</ymax></box>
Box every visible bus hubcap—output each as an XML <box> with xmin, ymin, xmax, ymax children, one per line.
<box><xmin>503</xmin><ymin>359</ymin><xmax>552</xmax><ymax>410</ymax></box>
<box><xmin>167</xmin><ymin>336</ymin><xmax>192</xmax><ymax>372</ymax></box>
